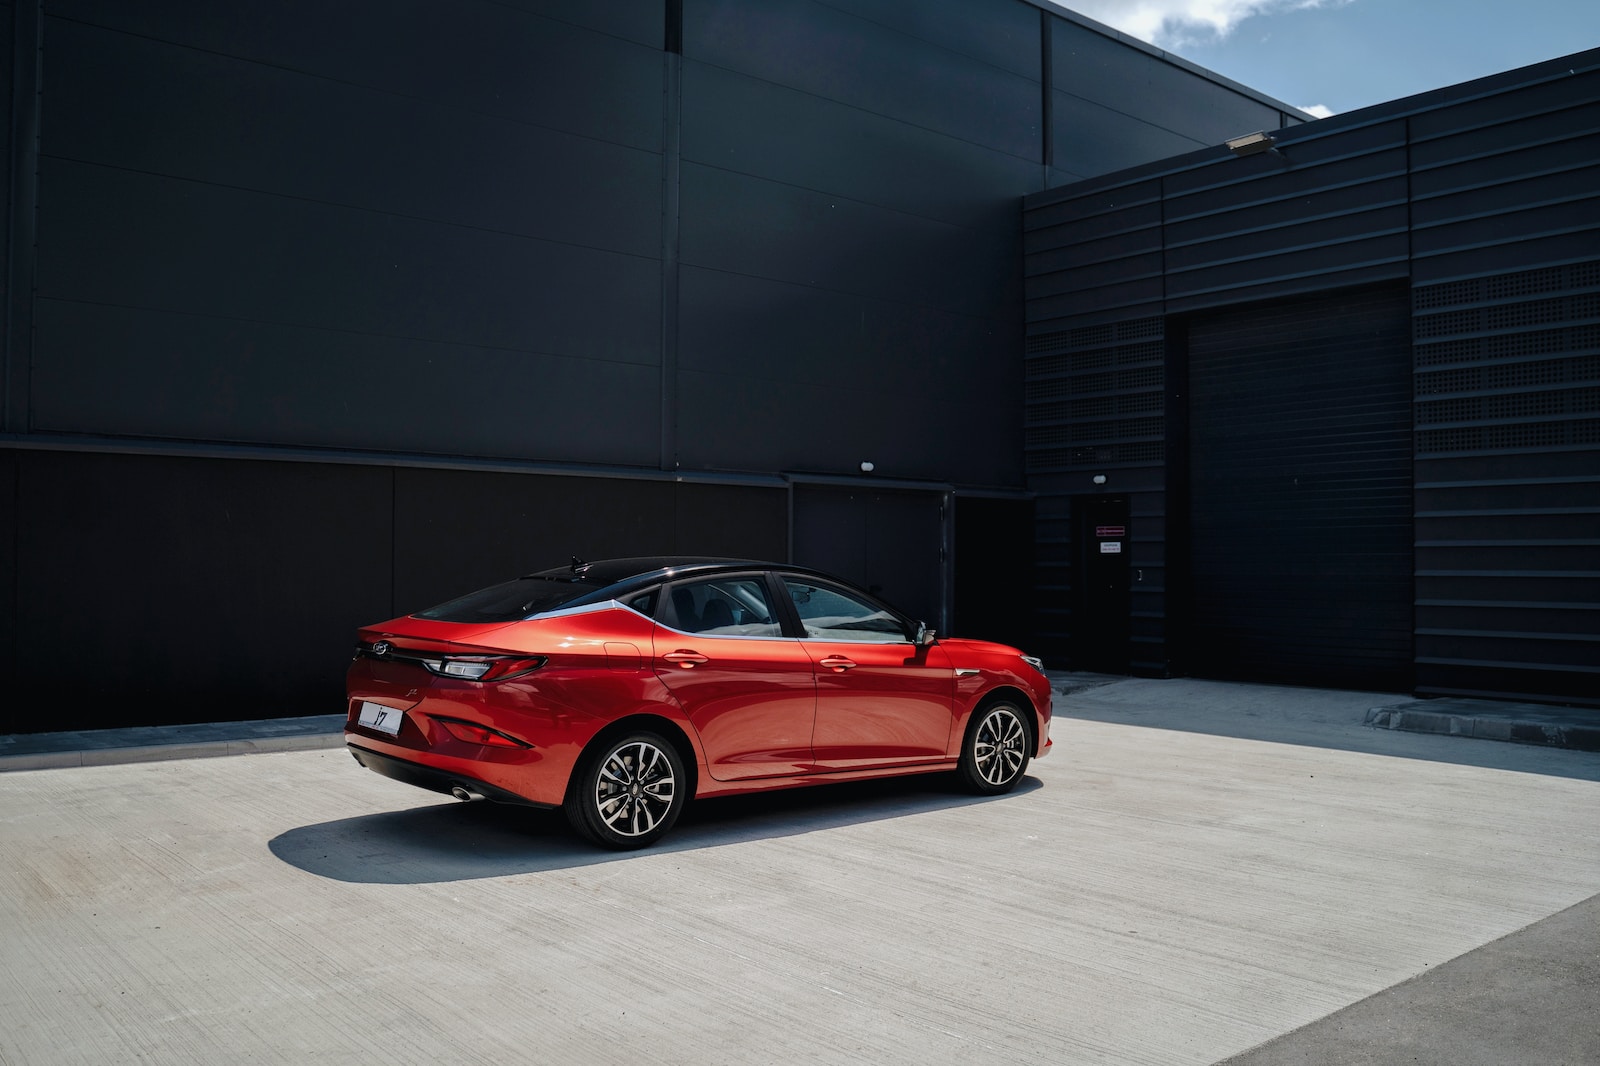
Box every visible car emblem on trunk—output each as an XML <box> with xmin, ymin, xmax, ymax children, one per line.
<box><xmin>372</xmin><ymin>641</ymin><xmax>392</xmax><ymax>657</ymax></box>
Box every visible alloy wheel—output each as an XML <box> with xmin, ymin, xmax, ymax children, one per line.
<box><xmin>972</xmin><ymin>705</ymin><xmax>1027</xmax><ymax>787</ymax></box>
<box><xmin>593</xmin><ymin>739</ymin><xmax>678</xmax><ymax>838</ymax></box>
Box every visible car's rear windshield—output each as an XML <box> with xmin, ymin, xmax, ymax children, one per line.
<box><xmin>413</xmin><ymin>576</ymin><xmax>604</xmax><ymax>623</ymax></box>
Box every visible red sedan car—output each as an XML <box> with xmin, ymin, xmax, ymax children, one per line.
<box><xmin>345</xmin><ymin>557</ymin><xmax>1052</xmax><ymax>848</ymax></box>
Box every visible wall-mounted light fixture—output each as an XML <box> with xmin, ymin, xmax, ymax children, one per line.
<box><xmin>859</xmin><ymin>461</ymin><xmax>875</xmax><ymax>473</ymax></box>
<box><xmin>1225</xmin><ymin>131</ymin><xmax>1278</xmax><ymax>157</ymax></box>
<box><xmin>1092</xmin><ymin>474</ymin><xmax>1107</xmax><ymax>485</ymax></box>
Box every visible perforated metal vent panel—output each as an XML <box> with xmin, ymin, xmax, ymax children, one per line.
<box><xmin>1411</xmin><ymin>258</ymin><xmax>1600</xmax><ymax>705</ymax></box>
<box><xmin>1024</xmin><ymin>320</ymin><xmax>1165</xmax><ymax>473</ymax></box>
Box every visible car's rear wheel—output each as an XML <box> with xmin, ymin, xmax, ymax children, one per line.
<box><xmin>957</xmin><ymin>700</ymin><xmax>1031</xmax><ymax>795</ymax></box>
<box><xmin>566</xmin><ymin>732</ymin><xmax>686</xmax><ymax>849</ymax></box>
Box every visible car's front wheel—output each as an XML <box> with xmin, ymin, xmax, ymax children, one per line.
<box><xmin>957</xmin><ymin>700</ymin><xmax>1031</xmax><ymax>795</ymax></box>
<box><xmin>566</xmin><ymin>732</ymin><xmax>686</xmax><ymax>849</ymax></box>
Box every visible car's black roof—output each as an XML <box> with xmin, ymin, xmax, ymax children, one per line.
<box><xmin>535</xmin><ymin>556</ymin><xmax>890</xmax><ymax>608</ymax></box>
<box><xmin>415</xmin><ymin>556</ymin><xmax>911</xmax><ymax>624</ymax></box>
<box><xmin>530</xmin><ymin>556</ymin><xmax>774</xmax><ymax>586</ymax></box>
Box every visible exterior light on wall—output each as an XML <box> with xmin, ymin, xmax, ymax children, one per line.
<box><xmin>1225</xmin><ymin>131</ymin><xmax>1278</xmax><ymax>157</ymax></box>
<box><xmin>860</xmin><ymin>461</ymin><xmax>875</xmax><ymax>473</ymax></box>
<box><xmin>1093</xmin><ymin>474</ymin><xmax>1107</xmax><ymax>485</ymax></box>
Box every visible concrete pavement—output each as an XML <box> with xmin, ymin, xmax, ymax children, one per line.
<box><xmin>1</xmin><ymin>677</ymin><xmax>1597</xmax><ymax>1065</ymax></box>
<box><xmin>1219</xmin><ymin>893</ymin><xmax>1600</xmax><ymax>1065</ymax></box>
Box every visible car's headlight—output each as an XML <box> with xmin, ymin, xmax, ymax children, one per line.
<box><xmin>1020</xmin><ymin>654</ymin><xmax>1045</xmax><ymax>673</ymax></box>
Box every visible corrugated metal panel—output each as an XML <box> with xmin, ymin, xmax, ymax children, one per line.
<box><xmin>1161</xmin><ymin>121</ymin><xmax>1412</xmax><ymax>312</ymax></box>
<box><xmin>1024</xmin><ymin>179</ymin><xmax>1165</xmax><ymax>333</ymax></box>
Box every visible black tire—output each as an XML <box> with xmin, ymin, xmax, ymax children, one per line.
<box><xmin>566</xmin><ymin>732</ymin><xmax>686</xmax><ymax>849</ymax></box>
<box><xmin>957</xmin><ymin>700</ymin><xmax>1032</xmax><ymax>795</ymax></box>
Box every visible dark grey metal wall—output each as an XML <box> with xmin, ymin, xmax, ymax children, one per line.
<box><xmin>4</xmin><ymin>447</ymin><xmax>790</xmax><ymax>727</ymax></box>
<box><xmin>5</xmin><ymin>0</ymin><xmax>1301</xmax><ymax>478</ymax></box>
<box><xmin>0</xmin><ymin>0</ymin><xmax>1308</xmax><ymax>731</ymax></box>
<box><xmin>1024</xmin><ymin>48</ymin><xmax>1600</xmax><ymax>707</ymax></box>
<box><xmin>674</xmin><ymin>0</ymin><xmax>1302</xmax><ymax>483</ymax></box>
<box><xmin>29</xmin><ymin>1</ymin><xmax>668</xmax><ymax>462</ymax></box>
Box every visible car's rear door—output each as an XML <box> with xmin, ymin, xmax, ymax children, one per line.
<box><xmin>650</xmin><ymin>573</ymin><xmax>818</xmax><ymax>782</ymax></box>
<box><xmin>778</xmin><ymin>574</ymin><xmax>956</xmax><ymax>770</ymax></box>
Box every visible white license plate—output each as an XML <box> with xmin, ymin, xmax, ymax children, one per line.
<box><xmin>358</xmin><ymin>701</ymin><xmax>404</xmax><ymax>736</ymax></box>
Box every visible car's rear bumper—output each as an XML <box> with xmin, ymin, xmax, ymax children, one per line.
<box><xmin>346</xmin><ymin>743</ymin><xmax>558</xmax><ymax>809</ymax></box>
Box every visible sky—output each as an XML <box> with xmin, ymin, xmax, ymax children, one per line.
<box><xmin>1049</xmin><ymin>0</ymin><xmax>1600</xmax><ymax>116</ymax></box>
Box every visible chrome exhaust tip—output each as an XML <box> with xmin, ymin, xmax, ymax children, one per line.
<box><xmin>450</xmin><ymin>785</ymin><xmax>486</xmax><ymax>803</ymax></box>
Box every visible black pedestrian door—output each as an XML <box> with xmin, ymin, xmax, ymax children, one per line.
<box><xmin>1075</xmin><ymin>495</ymin><xmax>1130</xmax><ymax>672</ymax></box>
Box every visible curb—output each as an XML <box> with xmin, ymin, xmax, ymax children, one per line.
<box><xmin>1365</xmin><ymin>702</ymin><xmax>1600</xmax><ymax>752</ymax></box>
<box><xmin>0</xmin><ymin>715</ymin><xmax>348</xmax><ymax>772</ymax></box>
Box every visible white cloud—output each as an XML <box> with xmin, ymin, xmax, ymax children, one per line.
<box><xmin>1060</xmin><ymin>0</ymin><xmax>1351</xmax><ymax>49</ymax></box>
<box><xmin>1298</xmin><ymin>104</ymin><xmax>1336</xmax><ymax>118</ymax></box>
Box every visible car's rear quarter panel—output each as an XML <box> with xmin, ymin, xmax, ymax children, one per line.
<box><xmin>346</xmin><ymin>606</ymin><xmax>710</xmax><ymax>807</ymax></box>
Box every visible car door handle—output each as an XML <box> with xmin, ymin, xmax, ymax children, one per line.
<box><xmin>819</xmin><ymin>656</ymin><xmax>856</xmax><ymax>672</ymax></box>
<box><xmin>663</xmin><ymin>650</ymin><xmax>708</xmax><ymax>668</ymax></box>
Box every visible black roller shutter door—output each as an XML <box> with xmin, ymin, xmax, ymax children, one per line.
<box><xmin>1185</xmin><ymin>285</ymin><xmax>1413</xmax><ymax>690</ymax></box>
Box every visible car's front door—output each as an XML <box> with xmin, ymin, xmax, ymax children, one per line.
<box><xmin>780</xmin><ymin>576</ymin><xmax>956</xmax><ymax>770</ymax></box>
<box><xmin>651</xmin><ymin>574</ymin><xmax>817</xmax><ymax>782</ymax></box>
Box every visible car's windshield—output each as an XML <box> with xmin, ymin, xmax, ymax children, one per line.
<box><xmin>413</xmin><ymin>576</ymin><xmax>602</xmax><ymax>622</ymax></box>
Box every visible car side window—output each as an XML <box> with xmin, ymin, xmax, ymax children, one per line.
<box><xmin>623</xmin><ymin>589</ymin><xmax>659</xmax><ymax>618</ymax></box>
<box><xmin>662</xmin><ymin>577</ymin><xmax>782</xmax><ymax>637</ymax></box>
<box><xmin>782</xmin><ymin>579</ymin><xmax>909</xmax><ymax>642</ymax></box>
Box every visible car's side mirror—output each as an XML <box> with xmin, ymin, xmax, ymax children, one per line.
<box><xmin>913</xmin><ymin>622</ymin><xmax>937</xmax><ymax>646</ymax></box>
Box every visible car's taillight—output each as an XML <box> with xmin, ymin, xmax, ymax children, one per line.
<box><xmin>417</xmin><ymin>654</ymin><xmax>545</xmax><ymax>681</ymax></box>
<box><xmin>435</xmin><ymin>718</ymin><xmax>529</xmax><ymax>748</ymax></box>
<box><xmin>359</xmin><ymin>642</ymin><xmax>545</xmax><ymax>681</ymax></box>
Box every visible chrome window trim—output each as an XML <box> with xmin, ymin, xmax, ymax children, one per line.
<box><xmin>528</xmin><ymin>599</ymin><xmax>634</xmax><ymax>621</ymax></box>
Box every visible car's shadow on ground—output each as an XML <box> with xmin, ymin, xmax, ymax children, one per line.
<box><xmin>269</xmin><ymin>775</ymin><xmax>1041</xmax><ymax>884</ymax></box>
